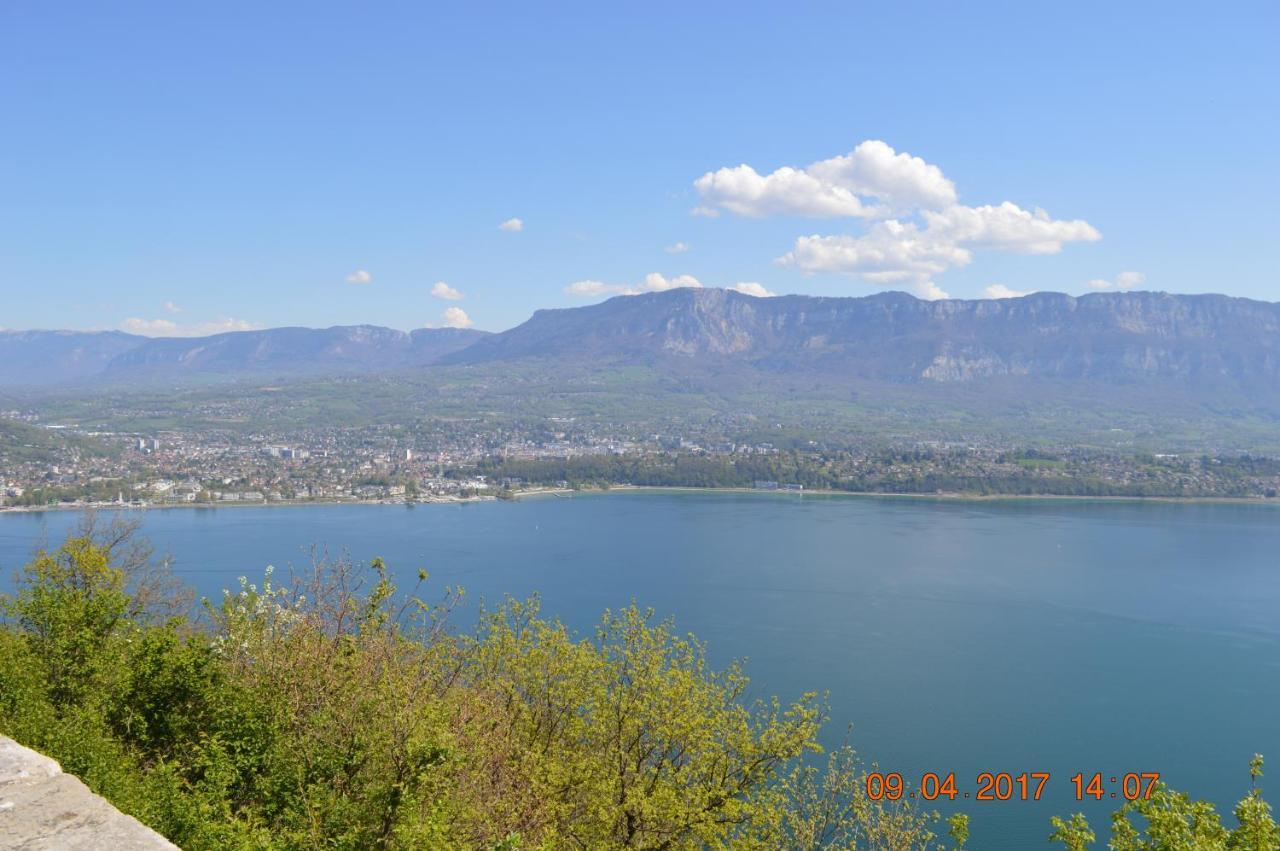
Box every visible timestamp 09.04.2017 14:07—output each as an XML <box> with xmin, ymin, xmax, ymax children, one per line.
<box><xmin>864</xmin><ymin>771</ymin><xmax>1162</xmax><ymax>803</ymax></box>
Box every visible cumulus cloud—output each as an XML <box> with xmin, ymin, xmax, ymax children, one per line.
<box><xmin>729</xmin><ymin>282</ymin><xmax>776</xmax><ymax>297</ymax></box>
<box><xmin>498</xmin><ymin>218</ymin><xmax>524</xmax><ymax>232</ymax></box>
<box><xmin>438</xmin><ymin>307</ymin><xmax>474</xmax><ymax>328</ymax></box>
<box><xmin>921</xmin><ymin>203</ymin><xmax>1100</xmax><ymax>254</ymax></box>
<box><xmin>163</xmin><ymin>301</ymin><xmax>182</xmax><ymax>314</ymax></box>
<box><xmin>640</xmin><ymin>272</ymin><xmax>700</xmax><ymax>292</ymax></box>
<box><xmin>431</xmin><ymin>281</ymin><xmax>464</xmax><ymax>300</ymax></box>
<box><xmin>778</xmin><ymin>220</ymin><xmax>964</xmax><ymax>299</ymax></box>
<box><xmin>346</xmin><ymin>269</ymin><xmax>373</xmax><ymax>285</ymax></box>
<box><xmin>775</xmin><ymin>202</ymin><xmax>1099</xmax><ymax>300</ymax></box>
<box><xmin>563</xmin><ymin>280</ymin><xmax>617</xmax><ymax>297</ymax></box>
<box><xmin>693</xmin><ymin>140</ymin><xmax>956</xmax><ymax>219</ymax></box>
<box><xmin>1088</xmin><ymin>271</ymin><xmax>1146</xmax><ymax>291</ymax></box>
<box><xmin>665</xmin><ymin>241</ymin><xmax>691</xmax><ymax>254</ymax></box>
<box><xmin>564</xmin><ymin>272</ymin><xmax>702</xmax><ymax>298</ymax></box>
<box><xmin>806</xmin><ymin>140</ymin><xmax>958</xmax><ymax>211</ymax></box>
<box><xmin>693</xmin><ymin>164</ymin><xmax>877</xmax><ymax>219</ymax></box>
<box><xmin>121</xmin><ymin>318</ymin><xmax>180</xmax><ymax>336</ymax></box>
<box><xmin>120</xmin><ymin>316</ymin><xmax>261</xmax><ymax>337</ymax></box>
<box><xmin>700</xmin><ymin>141</ymin><xmax>1100</xmax><ymax>300</ymax></box>
<box><xmin>982</xmin><ymin>284</ymin><xmax>1033</xmax><ymax>299</ymax></box>
<box><xmin>915</xmin><ymin>281</ymin><xmax>951</xmax><ymax>301</ymax></box>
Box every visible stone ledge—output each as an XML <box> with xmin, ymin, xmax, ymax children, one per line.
<box><xmin>0</xmin><ymin>736</ymin><xmax>178</xmax><ymax>850</ymax></box>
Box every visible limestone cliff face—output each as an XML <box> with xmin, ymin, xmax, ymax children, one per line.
<box><xmin>448</xmin><ymin>288</ymin><xmax>1280</xmax><ymax>391</ymax></box>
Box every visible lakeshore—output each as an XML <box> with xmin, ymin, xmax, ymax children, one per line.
<box><xmin>4</xmin><ymin>482</ymin><xmax>1278</xmax><ymax>514</ymax></box>
<box><xmin>592</xmin><ymin>484</ymin><xmax>1280</xmax><ymax>506</ymax></box>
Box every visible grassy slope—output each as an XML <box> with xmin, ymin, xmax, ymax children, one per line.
<box><xmin>0</xmin><ymin>418</ymin><xmax>115</xmax><ymax>465</ymax></box>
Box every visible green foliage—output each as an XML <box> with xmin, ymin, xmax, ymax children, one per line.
<box><xmin>3</xmin><ymin>535</ymin><xmax>132</xmax><ymax>707</ymax></box>
<box><xmin>0</xmin><ymin>416</ymin><xmax>114</xmax><ymax>466</ymax></box>
<box><xmin>777</xmin><ymin>743</ymin><xmax>956</xmax><ymax>850</ymax></box>
<box><xmin>469</xmin><ymin>447</ymin><xmax>1280</xmax><ymax>499</ymax></box>
<box><xmin>459</xmin><ymin>599</ymin><xmax>828</xmax><ymax>847</ymax></box>
<box><xmin>946</xmin><ymin>813</ymin><xmax>969</xmax><ymax>848</ymax></box>
<box><xmin>1050</xmin><ymin>813</ymin><xmax>1097</xmax><ymax>850</ymax></box>
<box><xmin>1048</xmin><ymin>761</ymin><xmax>1279</xmax><ymax>850</ymax></box>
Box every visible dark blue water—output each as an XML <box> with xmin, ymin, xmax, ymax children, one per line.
<box><xmin>3</xmin><ymin>492</ymin><xmax>1278</xmax><ymax>845</ymax></box>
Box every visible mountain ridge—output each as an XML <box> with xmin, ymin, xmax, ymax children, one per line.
<box><xmin>4</xmin><ymin>290</ymin><xmax>1280</xmax><ymax>397</ymax></box>
<box><xmin>446</xmin><ymin>288</ymin><xmax>1280</xmax><ymax>390</ymax></box>
<box><xmin>0</xmin><ymin>325</ymin><xmax>489</xmax><ymax>387</ymax></box>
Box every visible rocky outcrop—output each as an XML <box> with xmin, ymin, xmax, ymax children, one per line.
<box><xmin>0</xmin><ymin>736</ymin><xmax>177</xmax><ymax>850</ymax></box>
<box><xmin>445</xmin><ymin>288</ymin><xmax>1280</xmax><ymax>394</ymax></box>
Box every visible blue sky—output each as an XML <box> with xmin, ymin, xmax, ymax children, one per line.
<box><xmin>2</xmin><ymin>1</ymin><xmax>1277</xmax><ymax>334</ymax></box>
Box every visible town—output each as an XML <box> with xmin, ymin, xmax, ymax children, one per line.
<box><xmin>4</xmin><ymin>411</ymin><xmax>1280</xmax><ymax>508</ymax></box>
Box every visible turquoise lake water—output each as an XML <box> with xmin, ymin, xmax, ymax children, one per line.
<box><xmin>2</xmin><ymin>491</ymin><xmax>1278</xmax><ymax>846</ymax></box>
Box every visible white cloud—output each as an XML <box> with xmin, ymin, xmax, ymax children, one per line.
<box><xmin>563</xmin><ymin>280</ymin><xmax>613</xmax><ymax>297</ymax></box>
<box><xmin>778</xmin><ymin>203</ymin><xmax>1098</xmax><ymax>297</ymax></box>
<box><xmin>693</xmin><ymin>140</ymin><xmax>956</xmax><ymax>219</ymax></box>
<box><xmin>921</xmin><ymin>203</ymin><xmax>1100</xmax><ymax>254</ymax></box>
<box><xmin>982</xmin><ymin>284</ymin><xmax>1033</xmax><ymax>299</ymax></box>
<box><xmin>430</xmin><ymin>281</ymin><xmax>464</xmax><ymax>301</ymax></box>
<box><xmin>778</xmin><ymin>220</ymin><xmax>964</xmax><ymax>299</ymax></box>
<box><xmin>693</xmin><ymin>164</ymin><xmax>877</xmax><ymax>219</ymax></box>
<box><xmin>700</xmin><ymin>140</ymin><xmax>1100</xmax><ymax>300</ymax></box>
<box><xmin>729</xmin><ymin>282</ymin><xmax>776</xmax><ymax>297</ymax></box>
<box><xmin>665</xmin><ymin>241</ymin><xmax>691</xmax><ymax>254</ymax></box>
<box><xmin>163</xmin><ymin>301</ymin><xmax>183</xmax><ymax>314</ymax></box>
<box><xmin>915</xmin><ymin>281</ymin><xmax>951</xmax><ymax>301</ymax></box>
<box><xmin>438</xmin><ymin>307</ymin><xmax>474</xmax><ymax>328</ymax></box>
<box><xmin>345</xmin><ymin>269</ymin><xmax>373</xmax><ymax>285</ymax></box>
<box><xmin>639</xmin><ymin>272</ymin><xmax>700</xmax><ymax>292</ymax></box>
<box><xmin>498</xmin><ymin>218</ymin><xmax>524</xmax><ymax>232</ymax></box>
<box><xmin>565</xmin><ymin>273</ymin><xmax>702</xmax><ymax>298</ymax></box>
<box><xmin>1088</xmin><ymin>270</ymin><xmax>1146</xmax><ymax>291</ymax></box>
<box><xmin>121</xmin><ymin>318</ymin><xmax>179</xmax><ymax>336</ymax></box>
<box><xmin>120</xmin><ymin>316</ymin><xmax>261</xmax><ymax>337</ymax></box>
<box><xmin>806</xmin><ymin>140</ymin><xmax>958</xmax><ymax>211</ymax></box>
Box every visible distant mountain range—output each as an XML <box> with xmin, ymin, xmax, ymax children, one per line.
<box><xmin>0</xmin><ymin>325</ymin><xmax>488</xmax><ymax>386</ymax></box>
<box><xmin>4</xmin><ymin>290</ymin><xmax>1280</xmax><ymax>401</ymax></box>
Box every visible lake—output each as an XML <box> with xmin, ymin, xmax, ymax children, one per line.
<box><xmin>2</xmin><ymin>491</ymin><xmax>1278</xmax><ymax>845</ymax></box>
